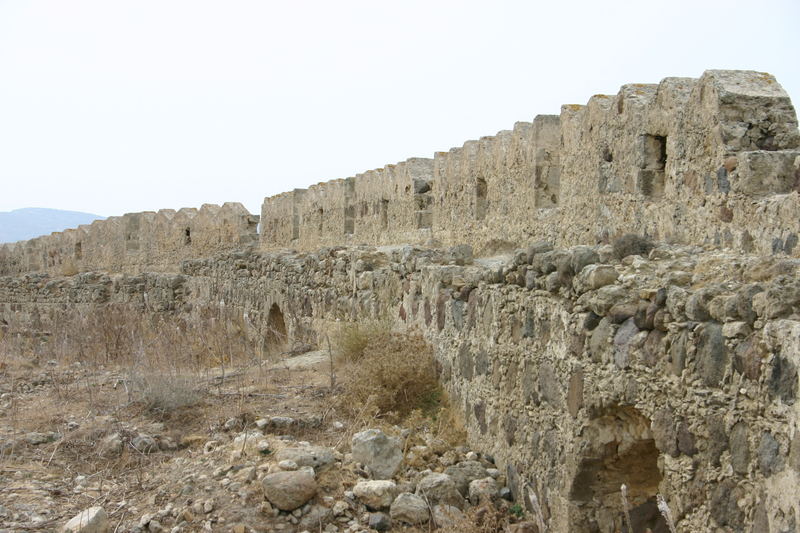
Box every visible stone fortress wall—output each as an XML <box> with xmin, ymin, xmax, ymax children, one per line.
<box><xmin>2</xmin><ymin>70</ymin><xmax>800</xmax><ymax>532</ymax></box>
<box><xmin>0</xmin><ymin>202</ymin><xmax>259</xmax><ymax>276</ymax></box>
<box><xmin>261</xmin><ymin>70</ymin><xmax>800</xmax><ymax>258</ymax></box>
<box><xmin>2</xmin><ymin>70</ymin><xmax>798</xmax><ymax>278</ymax></box>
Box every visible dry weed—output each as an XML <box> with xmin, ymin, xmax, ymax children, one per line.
<box><xmin>331</xmin><ymin>320</ymin><xmax>390</xmax><ymax>363</ymax></box>
<box><xmin>337</xmin><ymin>329</ymin><xmax>443</xmax><ymax>422</ymax></box>
<box><xmin>129</xmin><ymin>371</ymin><xmax>202</xmax><ymax>413</ymax></box>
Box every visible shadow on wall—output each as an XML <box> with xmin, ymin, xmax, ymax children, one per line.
<box><xmin>265</xmin><ymin>303</ymin><xmax>288</xmax><ymax>355</ymax></box>
<box><xmin>569</xmin><ymin>406</ymin><xmax>669</xmax><ymax>533</ymax></box>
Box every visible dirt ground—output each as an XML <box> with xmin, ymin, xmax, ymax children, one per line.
<box><xmin>0</xmin><ymin>349</ymin><xmax>368</xmax><ymax>532</ymax></box>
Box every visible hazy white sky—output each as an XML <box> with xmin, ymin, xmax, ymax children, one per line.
<box><xmin>0</xmin><ymin>0</ymin><xmax>797</xmax><ymax>217</ymax></box>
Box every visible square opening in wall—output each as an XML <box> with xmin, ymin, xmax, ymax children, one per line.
<box><xmin>637</xmin><ymin>134</ymin><xmax>667</xmax><ymax>198</ymax></box>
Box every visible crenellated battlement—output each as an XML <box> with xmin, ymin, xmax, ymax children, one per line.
<box><xmin>0</xmin><ymin>202</ymin><xmax>259</xmax><ymax>275</ymax></box>
<box><xmin>258</xmin><ymin>70</ymin><xmax>800</xmax><ymax>257</ymax></box>
<box><xmin>2</xmin><ymin>70</ymin><xmax>798</xmax><ymax>277</ymax></box>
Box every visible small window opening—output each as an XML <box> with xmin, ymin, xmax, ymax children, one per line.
<box><xmin>380</xmin><ymin>199</ymin><xmax>389</xmax><ymax>230</ymax></box>
<box><xmin>317</xmin><ymin>208</ymin><xmax>324</xmax><ymax>236</ymax></box>
<box><xmin>475</xmin><ymin>177</ymin><xmax>488</xmax><ymax>221</ymax></box>
<box><xmin>183</xmin><ymin>228</ymin><xmax>191</xmax><ymax>245</ymax></box>
<box><xmin>74</xmin><ymin>242</ymin><xmax>82</xmax><ymax>260</ymax></box>
<box><xmin>637</xmin><ymin>135</ymin><xmax>667</xmax><ymax>198</ymax></box>
<box><xmin>292</xmin><ymin>213</ymin><xmax>300</xmax><ymax>240</ymax></box>
<box><xmin>643</xmin><ymin>135</ymin><xmax>666</xmax><ymax>170</ymax></box>
<box><xmin>344</xmin><ymin>205</ymin><xmax>355</xmax><ymax>235</ymax></box>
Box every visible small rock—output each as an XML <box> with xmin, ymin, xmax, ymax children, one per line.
<box><xmin>444</xmin><ymin>461</ymin><xmax>488</xmax><ymax>497</ymax></box>
<box><xmin>261</xmin><ymin>471</ymin><xmax>318</xmax><ymax>511</ymax></box>
<box><xmin>351</xmin><ymin>429</ymin><xmax>403</xmax><ymax>480</ymax></box>
<box><xmin>275</xmin><ymin>446</ymin><xmax>335</xmax><ymax>469</ymax></box>
<box><xmin>468</xmin><ymin>477</ymin><xmax>499</xmax><ymax>504</ymax></box>
<box><xmin>99</xmin><ymin>433</ymin><xmax>123</xmax><ymax>456</ymax></box>
<box><xmin>431</xmin><ymin>505</ymin><xmax>465</xmax><ymax>528</ymax></box>
<box><xmin>415</xmin><ymin>473</ymin><xmax>464</xmax><ymax>509</ymax></box>
<box><xmin>63</xmin><ymin>507</ymin><xmax>109</xmax><ymax>533</ymax></box>
<box><xmin>132</xmin><ymin>435</ymin><xmax>158</xmax><ymax>454</ymax></box>
<box><xmin>368</xmin><ymin>512</ymin><xmax>391</xmax><ymax>531</ymax></box>
<box><xmin>389</xmin><ymin>492</ymin><xmax>429</xmax><ymax>525</ymax></box>
<box><xmin>332</xmin><ymin>501</ymin><xmax>349</xmax><ymax>517</ymax></box>
<box><xmin>353</xmin><ymin>480</ymin><xmax>397</xmax><ymax>510</ymax></box>
<box><xmin>278</xmin><ymin>460</ymin><xmax>299</xmax><ymax>471</ymax></box>
<box><xmin>224</xmin><ymin>417</ymin><xmax>241</xmax><ymax>431</ymax></box>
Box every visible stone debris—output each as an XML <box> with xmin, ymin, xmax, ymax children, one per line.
<box><xmin>261</xmin><ymin>470</ymin><xmax>318</xmax><ymax>511</ymax></box>
<box><xmin>350</xmin><ymin>429</ymin><xmax>403</xmax><ymax>480</ymax></box>
<box><xmin>62</xmin><ymin>507</ymin><xmax>109</xmax><ymax>533</ymax></box>
<box><xmin>389</xmin><ymin>492</ymin><xmax>429</xmax><ymax>525</ymax></box>
<box><xmin>353</xmin><ymin>480</ymin><xmax>398</xmax><ymax>510</ymax></box>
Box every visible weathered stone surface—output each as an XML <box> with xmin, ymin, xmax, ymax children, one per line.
<box><xmin>709</xmin><ymin>479</ymin><xmax>744</xmax><ymax>529</ymax></box>
<box><xmin>468</xmin><ymin>477</ymin><xmax>499</xmax><ymax>504</ymax></box>
<box><xmin>63</xmin><ymin>507</ymin><xmax>109</xmax><ymax>533</ymax></box>
<box><xmin>695</xmin><ymin>322</ymin><xmax>728</xmax><ymax>386</ymax></box>
<box><xmin>351</xmin><ymin>429</ymin><xmax>403</xmax><ymax>480</ymax></box>
<box><xmin>274</xmin><ymin>445</ymin><xmax>335</xmax><ymax>470</ymax></box>
<box><xmin>353</xmin><ymin>480</ymin><xmax>398</xmax><ymax>510</ymax></box>
<box><xmin>758</xmin><ymin>432</ymin><xmax>785</xmax><ymax>477</ymax></box>
<box><xmin>415</xmin><ymin>473</ymin><xmax>464</xmax><ymax>509</ymax></box>
<box><xmin>573</xmin><ymin>264</ymin><xmax>617</xmax><ymax>294</ymax></box>
<box><xmin>368</xmin><ymin>512</ymin><xmax>391</xmax><ymax>531</ymax></box>
<box><xmin>652</xmin><ymin>408</ymin><xmax>678</xmax><ymax>457</ymax></box>
<box><xmin>444</xmin><ymin>461</ymin><xmax>489</xmax><ymax>497</ymax></box>
<box><xmin>389</xmin><ymin>492</ymin><xmax>429</xmax><ymax>525</ymax></box>
<box><xmin>730</xmin><ymin>422</ymin><xmax>751</xmax><ymax>475</ymax></box>
<box><xmin>261</xmin><ymin>470</ymin><xmax>317</xmax><ymax>511</ymax></box>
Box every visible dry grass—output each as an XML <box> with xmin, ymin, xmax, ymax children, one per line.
<box><xmin>332</xmin><ymin>325</ymin><xmax>466</xmax><ymax>448</ymax></box>
<box><xmin>331</xmin><ymin>320</ymin><xmax>390</xmax><ymax>363</ymax></box>
<box><xmin>612</xmin><ymin>233</ymin><xmax>654</xmax><ymax>260</ymax></box>
<box><xmin>129</xmin><ymin>371</ymin><xmax>202</xmax><ymax>413</ymax></box>
<box><xmin>337</xmin><ymin>330</ymin><xmax>440</xmax><ymax>421</ymax></box>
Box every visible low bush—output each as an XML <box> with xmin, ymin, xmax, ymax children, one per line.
<box><xmin>612</xmin><ymin>233</ymin><xmax>654</xmax><ymax>260</ymax></box>
<box><xmin>130</xmin><ymin>371</ymin><xmax>201</xmax><ymax>413</ymax></box>
<box><xmin>331</xmin><ymin>320</ymin><xmax>390</xmax><ymax>363</ymax></box>
<box><xmin>338</xmin><ymin>329</ymin><xmax>441</xmax><ymax>421</ymax></box>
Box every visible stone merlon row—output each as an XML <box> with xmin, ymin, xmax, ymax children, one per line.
<box><xmin>2</xmin><ymin>70</ymin><xmax>799</xmax><ymax>276</ymax></box>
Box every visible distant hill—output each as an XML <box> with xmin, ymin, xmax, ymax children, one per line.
<box><xmin>0</xmin><ymin>208</ymin><xmax>105</xmax><ymax>244</ymax></box>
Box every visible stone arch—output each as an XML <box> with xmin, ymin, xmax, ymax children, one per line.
<box><xmin>568</xmin><ymin>406</ymin><xmax>668</xmax><ymax>532</ymax></box>
<box><xmin>265</xmin><ymin>303</ymin><xmax>288</xmax><ymax>355</ymax></box>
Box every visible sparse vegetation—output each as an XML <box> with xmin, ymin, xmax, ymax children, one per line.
<box><xmin>337</xmin><ymin>328</ymin><xmax>441</xmax><ymax>420</ymax></box>
<box><xmin>130</xmin><ymin>371</ymin><xmax>202</xmax><ymax>413</ymax></box>
<box><xmin>612</xmin><ymin>232</ymin><xmax>654</xmax><ymax>259</ymax></box>
<box><xmin>331</xmin><ymin>320</ymin><xmax>390</xmax><ymax>363</ymax></box>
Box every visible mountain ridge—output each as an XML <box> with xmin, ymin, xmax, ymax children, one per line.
<box><xmin>0</xmin><ymin>208</ymin><xmax>105</xmax><ymax>244</ymax></box>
